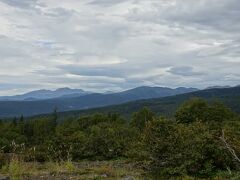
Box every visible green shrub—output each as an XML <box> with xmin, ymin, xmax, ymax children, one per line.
<box><xmin>143</xmin><ymin>119</ymin><xmax>236</xmax><ymax>177</ymax></box>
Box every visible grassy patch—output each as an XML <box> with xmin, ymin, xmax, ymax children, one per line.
<box><xmin>1</xmin><ymin>158</ymin><xmax>38</xmax><ymax>179</ymax></box>
<box><xmin>0</xmin><ymin>159</ymin><xmax>144</xmax><ymax>179</ymax></box>
<box><xmin>1</xmin><ymin>159</ymin><xmax>240</xmax><ymax>179</ymax></box>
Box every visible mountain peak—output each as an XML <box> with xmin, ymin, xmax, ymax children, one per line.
<box><xmin>0</xmin><ymin>87</ymin><xmax>91</xmax><ymax>101</ymax></box>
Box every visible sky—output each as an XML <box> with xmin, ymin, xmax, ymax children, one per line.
<box><xmin>0</xmin><ymin>0</ymin><xmax>240</xmax><ymax>95</ymax></box>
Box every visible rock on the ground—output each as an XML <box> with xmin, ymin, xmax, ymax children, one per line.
<box><xmin>0</xmin><ymin>176</ymin><xmax>10</xmax><ymax>180</ymax></box>
<box><xmin>123</xmin><ymin>176</ymin><xmax>134</xmax><ymax>180</ymax></box>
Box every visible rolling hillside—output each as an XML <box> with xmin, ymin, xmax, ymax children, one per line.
<box><xmin>56</xmin><ymin>86</ymin><xmax>240</xmax><ymax>119</ymax></box>
<box><xmin>0</xmin><ymin>86</ymin><xmax>197</xmax><ymax>117</ymax></box>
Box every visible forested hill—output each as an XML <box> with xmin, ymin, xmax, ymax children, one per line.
<box><xmin>0</xmin><ymin>86</ymin><xmax>197</xmax><ymax>118</ymax></box>
<box><xmin>56</xmin><ymin>86</ymin><xmax>240</xmax><ymax>118</ymax></box>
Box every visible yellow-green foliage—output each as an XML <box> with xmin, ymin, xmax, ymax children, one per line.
<box><xmin>64</xmin><ymin>160</ymin><xmax>76</xmax><ymax>172</ymax></box>
<box><xmin>45</xmin><ymin>160</ymin><xmax>76</xmax><ymax>174</ymax></box>
<box><xmin>1</xmin><ymin>158</ymin><xmax>26</xmax><ymax>180</ymax></box>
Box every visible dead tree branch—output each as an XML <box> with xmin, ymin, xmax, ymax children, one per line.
<box><xmin>219</xmin><ymin>130</ymin><xmax>240</xmax><ymax>163</ymax></box>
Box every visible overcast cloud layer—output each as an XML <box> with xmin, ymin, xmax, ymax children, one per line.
<box><xmin>0</xmin><ymin>0</ymin><xmax>239</xmax><ymax>95</ymax></box>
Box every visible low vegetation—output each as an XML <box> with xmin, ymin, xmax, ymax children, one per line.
<box><xmin>0</xmin><ymin>98</ymin><xmax>240</xmax><ymax>179</ymax></box>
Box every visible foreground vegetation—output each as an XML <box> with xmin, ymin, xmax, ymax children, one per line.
<box><xmin>0</xmin><ymin>159</ymin><xmax>145</xmax><ymax>179</ymax></box>
<box><xmin>0</xmin><ymin>98</ymin><xmax>240</xmax><ymax>179</ymax></box>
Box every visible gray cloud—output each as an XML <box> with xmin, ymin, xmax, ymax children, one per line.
<box><xmin>0</xmin><ymin>0</ymin><xmax>239</xmax><ymax>95</ymax></box>
<box><xmin>88</xmin><ymin>0</ymin><xmax>126</xmax><ymax>6</ymax></box>
<box><xmin>0</xmin><ymin>0</ymin><xmax>38</xmax><ymax>8</ymax></box>
<box><xmin>168</xmin><ymin>66</ymin><xmax>205</xmax><ymax>77</ymax></box>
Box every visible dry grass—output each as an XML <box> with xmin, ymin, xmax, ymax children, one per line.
<box><xmin>1</xmin><ymin>158</ymin><xmax>38</xmax><ymax>179</ymax></box>
<box><xmin>0</xmin><ymin>159</ymin><xmax>144</xmax><ymax>179</ymax></box>
<box><xmin>2</xmin><ymin>159</ymin><xmax>240</xmax><ymax>179</ymax></box>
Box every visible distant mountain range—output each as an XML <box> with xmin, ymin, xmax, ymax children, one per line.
<box><xmin>0</xmin><ymin>88</ymin><xmax>92</xmax><ymax>101</ymax></box>
<box><xmin>0</xmin><ymin>86</ymin><xmax>198</xmax><ymax>117</ymax></box>
<box><xmin>56</xmin><ymin>86</ymin><xmax>240</xmax><ymax>119</ymax></box>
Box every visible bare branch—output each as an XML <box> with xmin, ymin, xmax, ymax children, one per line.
<box><xmin>219</xmin><ymin>130</ymin><xmax>240</xmax><ymax>163</ymax></box>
